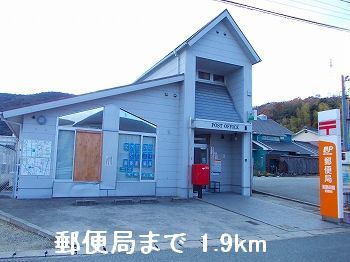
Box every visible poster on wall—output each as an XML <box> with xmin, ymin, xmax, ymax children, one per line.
<box><xmin>318</xmin><ymin>109</ymin><xmax>343</xmax><ymax>221</ymax></box>
<box><xmin>21</xmin><ymin>139</ymin><xmax>52</xmax><ymax>176</ymax></box>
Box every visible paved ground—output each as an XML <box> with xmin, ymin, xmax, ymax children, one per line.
<box><xmin>0</xmin><ymin>197</ymin><xmax>286</xmax><ymax>246</ymax></box>
<box><xmin>7</xmin><ymin>232</ymin><xmax>350</xmax><ymax>262</ymax></box>
<box><xmin>0</xmin><ymin>193</ymin><xmax>349</xmax><ymax>259</ymax></box>
<box><xmin>253</xmin><ymin>176</ymin><xmax>319</xmax><ymax>205</ymax></box>
<box><xmin>0</xmin><ymin>220</ymin><xmax>52</xmax><ymax>253</ymax></box>
<box><xmin>201</xmin><ymin>193</ymin><xmax>344</xmax><ymax>232</ymax></box>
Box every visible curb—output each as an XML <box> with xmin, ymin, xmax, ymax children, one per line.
<box><xmin>0</xmin><ymin>210</ymin><xmax>56</xmax><ymax>242</ymax></box>
<box><xmin>253</xmin><ymin>190</ymin><xmax>320</xmax><ymax>208</ymax></box>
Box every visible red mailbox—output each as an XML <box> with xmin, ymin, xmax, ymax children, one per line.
<box><xmin>192</xmin><ymin>164</ymin><xmax>210</xmax><ymax>186</ymax></box>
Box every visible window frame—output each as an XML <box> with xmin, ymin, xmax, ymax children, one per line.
<box><xmin>196</xmin><ymin>71</ymin><xmax>226</xmax><ymax>85</ymax></box>
<box><xmin>117</xmin><ymin>131</ymin><xmax>157</xmax><ymax>183</ymax></box>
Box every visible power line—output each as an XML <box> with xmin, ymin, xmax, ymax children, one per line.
<box><xmin>287</xmin><ymin>0</ymin><xmax>350</xmax><ymax>17</ymax></box>
<box><xmin>312</xmin><ymin>0</ymin><xmax>350</xmax><ymax>12</ymax></box>
<box><xmin>213</xmin><ymin>0</ymin><xmax>350</xmax><ymax>32</ymax></box>
<box><xmin>262</xmin><ymin>0</ymin><xmax>350</xmax><ymax>21</ymax></box>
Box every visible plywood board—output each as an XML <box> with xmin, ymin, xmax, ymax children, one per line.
<box><xmin>73</xmin><ymin>130</ymin><xmax>102</xmax><ymax>182</ymax></box>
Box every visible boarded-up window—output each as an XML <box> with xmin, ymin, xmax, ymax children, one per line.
<box><xmin>73</xmin><ymin>131</ymin><xmax>102</xmax><ymax>182</ymax></box>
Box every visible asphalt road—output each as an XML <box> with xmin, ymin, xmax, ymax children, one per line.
<box><xmin>253</xmin><ymin>176</ymin><xmax>319</xmax><ymax>205</ymax></box>
<box><xmin>7</xmin><ymin>232</ymin><xmax>350</xmax><ymax>262</ymax></box>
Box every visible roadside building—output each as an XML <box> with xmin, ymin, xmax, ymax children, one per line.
<box><xmin>0</xmin><ymin>122</ymin><xmax>16</xmax><ymax>197</ymax></box>
<box><xmin>0</xmin><ymin>10</ymin><xmax>261</xmax><ymax>199</ymax></box>
<box><xmin>252</xmin><ymin>115</ymin><xmax>318</xmax><ymax>176</ymax></box>
<box><xmin>293</xmin><ymin>127</ymin><xmax>319</xmax><ymax>143</ymax></box>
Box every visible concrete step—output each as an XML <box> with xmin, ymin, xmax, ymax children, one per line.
<box><xmin>171</xmin><ymin>197</ymin><xmax>189</xmax><ymax>202</ymax></box>
<box><xmin>75</xmin><ymin>200</ymin><xmax>97</xmax><ymax>206</ymax></box>
<box><xmin>139</xmin><ymin>197</ymin><xmax>158</xmax><ymax>204</ymax></box>
<box><xmin>113</xmin><ymin>199</ymin><xmax>134</xmax><ymax>205</ymax></box>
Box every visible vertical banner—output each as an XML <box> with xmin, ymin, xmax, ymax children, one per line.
<box><xmin>318</xmin><ymin>109</ymin><xmax>343</xmax><ymax>221</ymax></box>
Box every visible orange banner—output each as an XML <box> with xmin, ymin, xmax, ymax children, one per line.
<box><xmin>319</xmin><ymin>141</ymin><xmax>339</xmax><ymax>218</ymax></box>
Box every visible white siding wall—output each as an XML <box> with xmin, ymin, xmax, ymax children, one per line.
<box><xmin>17</xmin><ymin>83</ymin><xmax>182</xmax><ymax>198</ymax></box>
<box><xmin>191</xmin><ymin>22</ymin><xmax>251</xmax><ymax>66</ymax></box>
<box><xmin>189</xmin><ymin>21</ymin><xmax>253</xmax><ymax>196</ymax></box>
<box><xmin>142</xmin><ymin>51</ymin><xmax>186</xmax><ymax>82</ymax></box>
<box><xmin>293</xmin><ymin>132</ymin><xmax>318</xmax><ymax>142</ymax></box>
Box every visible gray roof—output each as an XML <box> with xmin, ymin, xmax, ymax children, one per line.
<box><xmin>293</xmin><ymin>141</ymin><xmax>319</xmax><ymax>155</ymax></box>
<box><xmin>259</xmin><ymin>141</ymin><xmax>314</xmax><ymax>155</ymax></box>
<box><xmin>252</xmin><ymin>119</ymin><xmax>293</xmax><ymax>136</ymax></box>
<box><xmin>195</xmin><ymin>82</ymin><xmax>241</xmax><ymax>122</ymax></box>
<box><xmin>0</xmin><ymin>121</ymin><xmax>12</xmax><ymax>136</ymax></box>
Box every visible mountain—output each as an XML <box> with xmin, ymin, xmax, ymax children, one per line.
<box><xmin>0</xmin><ymin>92</ymin><xmax>74</xmax><ymax>135</ymax></box>
<box><xmin>255</xmin><ymin>96</ymin><xmax>341</xmax><ymax>133</ymax></box>
<box><xmin>0</xmin><ymin>92</ymin><xmax>74</xmax><ymax>111</ymax></box>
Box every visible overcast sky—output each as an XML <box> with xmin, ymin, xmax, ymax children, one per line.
<box><xmin>0</xmin><ymin>0</ymin><xmax>349</xmax><ymax>106</ymax></box>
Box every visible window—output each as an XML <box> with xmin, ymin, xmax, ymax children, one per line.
<box><xmin>117</xmin><ymin>110</ymin><xmax>157</xmax><ymax>182</ymax></box>
<box><xmin>117</xmin><ymin>134</ymin><xmax>156</xmax><ymax>181</ymax></box>
<box><xmin>117</xmin><ymin>134</ymin><xmax>142</xmax><ymax>181</ymax></box>
<box><xmin>198</xmin><ymin>71</ymin><xmax>211</xmax><ymax>80</ymax></box>
<box><xmin>55</xmin><ymin>130</ymin><xmax>75</xmax><ymax>179</ymax></box>
<box><xmin>119</xmin><ymin>110</ymin><xmax>156</xmax><ymax>133</ymax></box>
<box><xmin>58</xmin><ymin>107</ymin><xmax>103</xmax><ymax>129</ymax></box>
<box><xmin>55</xmin><ymin>107</ymin><xmax>104</xmax><ymax>180</ymax></box>
<box><xmin>141</xmin><ymin>136</ymin><xmax>156</xmax><ymax>180</ymax></box>
<box><xmin>213</xmin><ymin>74</ymin><xmax>225</xmax><ymax>83</ymax></box>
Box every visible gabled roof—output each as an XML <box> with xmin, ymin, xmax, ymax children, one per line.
<box><xmin>136</xmin><ymin>9</ymin><xmax>261</xmax><ymax>82</ymax></box>
<box><xmin>252</xmin><ymin>119</ymin><xmax>293</xmax><ymax>137</ymax></box>
<box><xmin>294</xmin><ymin>127</ymin><xmax>318</xmax><ymax>136</ymax></box>
<box><xmin>1</xmin><ymin>74</ymin><xmax>184</xmax><ymax>118</ymax></box>
<box><xmin>293</xmin><ymin>141</ymin><xmax>319</xmax><ymax>155</ymax></box>
<box><xmin>255</xmin><ymin>140</ymin><xmax>315</xmax><ymax>155</ymax></box>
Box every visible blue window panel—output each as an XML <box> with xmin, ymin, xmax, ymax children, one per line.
<box><xmin>142</xmin><ymin>160</ymin><xmax>148</xmax><ymax>168</ymax></box>
<box><xmin>142</xmin><ymin>153</ymin><xmax>148</xmax><ymax>160</ymax></box>
<box><xmin>143</xmin><ymin>144</ymin><xmax>148</xmax><ymax>152</ymax></box>
<box><xmin>123</xmin><ymin>159</ymin><xmax>128</xmax><ymax>167</ymax></box>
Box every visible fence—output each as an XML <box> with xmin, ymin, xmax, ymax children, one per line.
<box><xmin>0</xmin><ymin>144</ymin><xmax>17</xmax><ymax>195</ymax></box>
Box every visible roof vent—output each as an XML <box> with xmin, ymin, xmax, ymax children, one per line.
<box><xmin>257</xmin><ymin>114</ymin><xmax>268</xmax><ymax>121</ymax></box>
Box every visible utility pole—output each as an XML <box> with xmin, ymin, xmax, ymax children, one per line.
<box><xmin>342</xmin><ymin>75</ymin><xmax>350</xmax><ymax>151</ymax></box>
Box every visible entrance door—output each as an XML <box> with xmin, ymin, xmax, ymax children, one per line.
<box><xmin>73</xmin><ymin>130</ymin><xmax>102</xmax><ymax>182</ymax></box>
<box><xmin>194</xmin><ymin>144</ymin><xmax>209</xmax><ymax>164</ymax></box>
